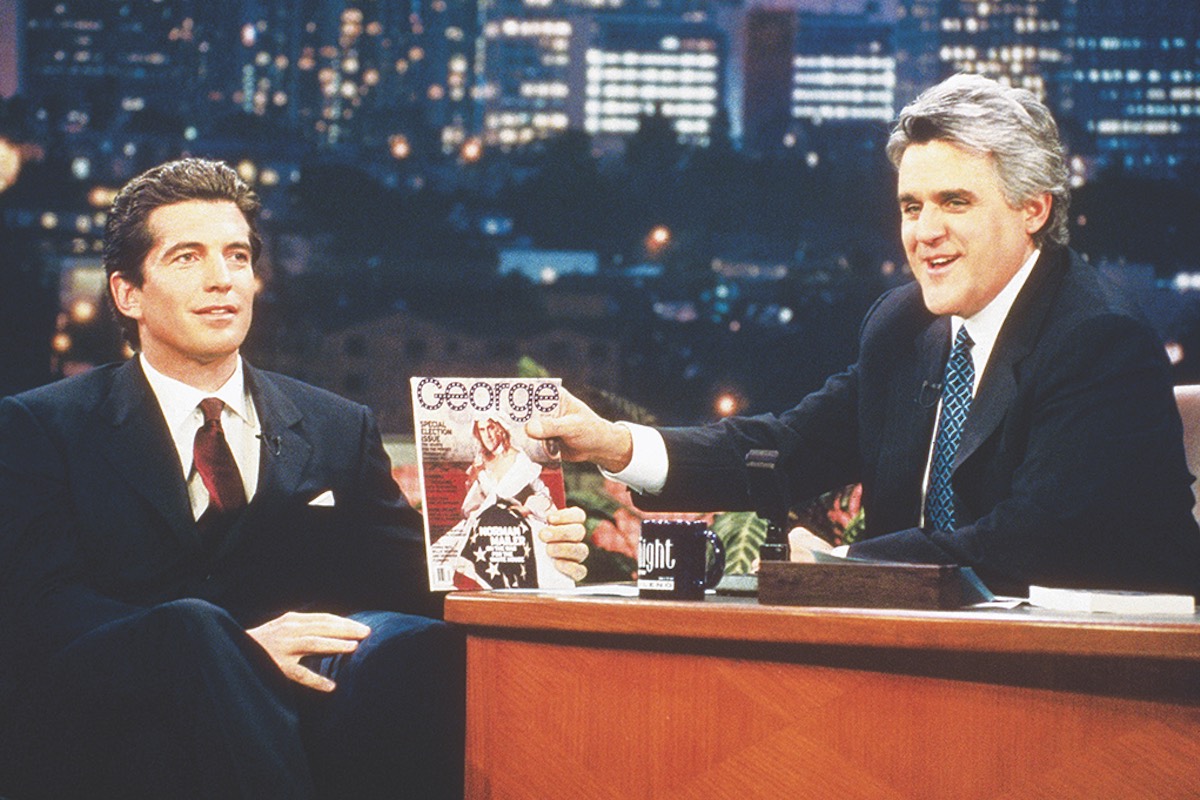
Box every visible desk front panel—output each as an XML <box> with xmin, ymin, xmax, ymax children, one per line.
<box><xmin>448</xmin><ymin>593</ymin><xmax>1200</xmax><ymax>799</ymax></box>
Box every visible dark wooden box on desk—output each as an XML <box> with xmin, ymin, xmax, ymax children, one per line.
<box><xmin>758</xmin><ymin>559</ymin><xmax>972</xmax><ymax>609</ymax></box>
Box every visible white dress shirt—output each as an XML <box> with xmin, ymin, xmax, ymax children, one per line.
<box><xmin>139</xmin><ymin>355</ymin><xmax>262</xmax><ymax>519</ymax></box>
<box><xmin>607</xmin><ymin>249</ymin><xmax>1043</xmax><ymax>517</ymax></box>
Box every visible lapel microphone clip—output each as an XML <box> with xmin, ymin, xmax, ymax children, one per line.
<box><xmin>917</xmin><ymin>381</ymin><xmax>943</xmax><ymax>409</ymax></box>
<box><xmin>257</xmin><ymin>432</ymin><xmax>283</xmax><ymax>457</ymax></box>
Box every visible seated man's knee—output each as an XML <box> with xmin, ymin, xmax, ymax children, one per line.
<box><xmin>348</xmin><ymin>612</ymin><xmax>464</xmax><ymax>673</ymax></box>
<box><xmin>139</xmin><ymin>598</ymin><xmax>242</xmax><ymax>650</ymax></box>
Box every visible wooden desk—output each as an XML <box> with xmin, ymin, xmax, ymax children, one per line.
<box><xmin>445</xmin><ymin>592</ymin><xmax>1200</xmax><ymax>799</ymax></box>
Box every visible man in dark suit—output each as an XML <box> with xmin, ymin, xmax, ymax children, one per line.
<box><xmin>528</xmin><ymin>74</ymin><xmax>1200</xmax><ymax>596</ymax></box>
<box><xmin>0</xmin><ymin>158</ymin><xmax>587</xmax><ymax>798</ymax></box>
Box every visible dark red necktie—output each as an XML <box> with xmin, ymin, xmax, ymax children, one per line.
<box><xmin>193</xmin><ymin>398</ymin><xmax>247</xmax><ymax>516</ymax></box>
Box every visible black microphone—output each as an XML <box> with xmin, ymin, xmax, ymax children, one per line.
<box><xmin>917</xmin><ymin>380</ymin><xmax>943</xmax><ymax>408</ymax></box>
<box><xmin>257</xmin><ymin>432</ymin><xmax>282</xmax><ymax>457</ymax></box>
<box><xmin>745</xmin><ymin>448</ymin><xmax>790</xmax><ymax>561</ymax></box>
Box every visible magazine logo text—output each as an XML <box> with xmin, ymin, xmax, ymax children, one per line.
<box><xmin>414</xmin><ymin>378</ymin><xmax>560</xmax><ymax>423</ymax></box>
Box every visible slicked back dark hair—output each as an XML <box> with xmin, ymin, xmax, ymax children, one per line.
<box><xmin>103</xmin><ymin>158</ymin><xmax>261</xmax><ymax>348</ymax></box>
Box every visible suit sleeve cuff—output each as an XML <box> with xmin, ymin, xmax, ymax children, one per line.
<box><xmin>600</xmin><ymin>422</ymin><xmax>668</xmax><ymax>495</ymax></box>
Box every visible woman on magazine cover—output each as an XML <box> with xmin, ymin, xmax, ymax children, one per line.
<box><xmin>454</xmin><ymin>416</ymin><xmax>571</xmax><ymax>589</ymax></box>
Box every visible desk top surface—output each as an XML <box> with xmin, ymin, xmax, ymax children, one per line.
<box><xmin>444</xmin><ymin>589</ymin><xmax>1200</xmax><ymax>662</ymax></box>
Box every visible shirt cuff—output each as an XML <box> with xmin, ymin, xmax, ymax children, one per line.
<box><xmin>600</xmin><ymin>422</ymin><xmax>668</xmax><ymax>495</ymax></box>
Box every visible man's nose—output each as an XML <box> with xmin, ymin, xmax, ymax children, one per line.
<box><xmin>913</xmin><ymin>207</ymin><xmax>947</xmax><ymax>243</ymax></box>
<box><xmin>203</xmin><ymin>256</ymin><xmax>235</xmax><ymax>288</ymax></box>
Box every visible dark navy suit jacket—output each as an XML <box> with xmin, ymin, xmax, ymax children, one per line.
<box><xmin>640</xmin><ymin>245</ymin><xmax>1200</xmax><ymax>594</ymax></box>
<box><xmin>0</xmin><ymin>359</ymin><xmax>434</xmax><ymax>705</ymax></box>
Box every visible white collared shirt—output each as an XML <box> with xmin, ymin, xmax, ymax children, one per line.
<box><xmin>139</xmin><ymin>355</ymin><xmax>262</xmax><ymax>519</ymax></box>
<box><xmin>608</xmin><ymin>249</ymin><xmax>1043</xmax><ymax>504</ymax></box>
<box><xmin>913</xmin><ymin>248</ymin><xmax>1041</xmax><ymax>525</ymax></box>
<box><xmin>954</xmin><ymin>248</ymin><xmax>1041</xmax><ymax>394</ymax></box>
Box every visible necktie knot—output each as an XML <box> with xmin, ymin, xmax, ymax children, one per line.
<box><xmin>199</xmin><ymin>397</ymin><xmax>225</xmax><ymax>426</ymax></box>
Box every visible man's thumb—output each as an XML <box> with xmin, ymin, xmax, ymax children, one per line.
<box><xmin>525</xmin><ymin>417</ymin><xmax>553</xmax><ymax>439</ymax></box>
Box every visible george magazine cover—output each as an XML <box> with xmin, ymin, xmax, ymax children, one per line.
<box><xmin>410</xmin><ymin>377</ymin><xmax>572</xmax><ymax>591</ymax></box>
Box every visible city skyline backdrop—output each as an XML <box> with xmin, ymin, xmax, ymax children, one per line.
<box><xmin>2</xmin><ymin>1</ymin><xmax>1197</xmax><ymax>175</ymax></box>
<box><xmin>1</xmin><ymin>0</ymin><xmax>1198</xmax><ymax>427</ymax></box>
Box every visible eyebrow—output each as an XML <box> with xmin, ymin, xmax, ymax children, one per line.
<box><xmin>158</xmin><ymin>240</ymin><xmax>252</xmax><ymax>258</ymax></box>
<box><xmin>158</xmin><ymin>241</ymin><xmax>204</xmax><ymax>259</ymax></box>
<box><xmin>896</xmin><ymin>189</ymin><xmax>978</xmax><ymax>204</ymax></box>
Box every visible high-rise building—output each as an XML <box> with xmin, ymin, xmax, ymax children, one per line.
<box><xmin>741</xmin><ymin>7</ymin><xmax>796</xmax><ymax>153</ymax></box>
<box><xmin>230</xmin><ymin>0</ymin><xmax>480</xmax><ymax>155</ymax></box>
<box><xmin>791</xmin><ymin>13</ymin><xmax>894</xmax><ymax>125</ymax></box>
<box><xmin>480</xmin><ymin>0</ymin><xmax>725</xmax><ymax>148</ymax></box>
<box><xmin>479</xmin><ymin>13</ymin><xmax>577</xmax><ymax>148</ymax></box>
<box><xmin>583</xmin><ymin>15</ymin><xmax>724</xmax><ymax>146</ymax></box>
<box><xmin>1060</xmin><ymin>0</ymin><xmax>1200</xmax><ymax>179</ymax></box>
<box><xmin>21</xmin><ymin>0</ymin><xmax>217</xmax><ymax>130</ymax></box>
<box><xmin>223</xmin><ymin>0</ymin><xmax>303</xmax><ymax>128</ymax></box>
<box><xmin>895</xmin><ymin>0</ymin><xmax>1067</xmax><ymax>107</ymax></box>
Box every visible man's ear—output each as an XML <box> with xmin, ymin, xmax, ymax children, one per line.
<box><xmin>109</xmin><ymin>271</ymin><xmax>142</xmax><ymax>322</ymax></box>
<box><xmin>1023</xmin><ymin>192</ymin><xmax>1053</xmax><ymax>236</ymax></box>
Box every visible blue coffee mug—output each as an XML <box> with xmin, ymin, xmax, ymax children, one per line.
<box><xmin>637</xmin><ymin>519</ymin><xmax>726</xmax><ymax>600</ymax></box>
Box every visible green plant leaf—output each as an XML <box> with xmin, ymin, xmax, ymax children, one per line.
<box><xmin>711</xmin><ymin>511</ymin><xmax>768</xmax><ymax>576</ymax></box>
<box><xmin>566</xmin><ymin>488</ymin><xmax>623</xmax><ymax>523</ymax></box>
<box><xmin>517</xmin><ymin>356</ymin><xmax>552</xmax><ymax>378</ymax></box>
<box><xmin>575</xmin><ymin>386</ymin><xmax>658</xmax><ymax>426</ymax></box>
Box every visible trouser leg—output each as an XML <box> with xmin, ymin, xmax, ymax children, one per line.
<box><xmin>2</xmin><ymin>598</ymin><xmax>314</xmax><ymax>800</ymax></box>
<box><xmin>299</xmin><ymin>611</ymin><xmax>466</xmax><ymax>800</ymax></box>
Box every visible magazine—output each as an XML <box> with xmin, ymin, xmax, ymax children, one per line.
<box><xmin>410</xmin><ymin>377</ymin><xmax>572</xmax><ymax>591</ymax></box>
<box><xmin>1028</xmin><ymin>584</ymin><xmax>1196</xmax><ymax>615</ymax></box>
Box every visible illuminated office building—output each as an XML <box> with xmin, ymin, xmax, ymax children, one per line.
<box><xmin>227</xmin><ymin>1</ymin><xmax>302</xmax><ymax>124</ymax></box>
<box><xmin>21</xmin><ymin>0</ymin><xmax>479</xmax><ymax>157</ymax></box>
<box><xmin>583</xmin><ymin>16</ymin><xmax>724</xmax><ymax>146</ymax></box>
<box><xmin>480</xmin><ymin>0</ymin><xmax>722</xmax><ymax>148</ymax></box>
<box><xmin>479</xmin><ymin>14</ymin><xmax>577</xmax><ymax>148</ymax></box>
<box><xmin>482</xmin><ymin>0</ymin><xmax>709</xmax><ymax>11</ymax></box>
<box><xmin>791</xmin><ymin>14</ymin><xmax>894</xmax><ymax>125</ymax></box>
<box><xmin>235</xmin><ymin>0</ymin><xmax>479</xmax><ymax>153</ymax></box>
<box><xmin>21</xmin><ymin>0</ymin><xmax>217</xmax><ymax>129</ymax></box>
<box><xmin>895</xmin><ymin>0</ymin><xmax>1067</xmax><ymax>106</ymax></box>
<box><xmin>1061</xmin><ymin>0</ymin><xmax>1200</xmax><ymax>179</ymax></box>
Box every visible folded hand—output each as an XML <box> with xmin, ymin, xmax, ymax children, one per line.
<box><xmin>542</xmin><ymin>506</ymin><xmax>589</xmax><ymax>583</ymax></box>
<box><xmin>246</xmin><ymin>611</ymin><xmax>371</xmax><ymax>692</ymax></box>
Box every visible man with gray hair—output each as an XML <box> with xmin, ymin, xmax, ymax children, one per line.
<box><xmin>529</xmin><ymin>73</ymin><xmax>1200</xmax><ymax>595</ymax></box>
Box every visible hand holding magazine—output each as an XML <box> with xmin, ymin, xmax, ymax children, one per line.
<box><xmin>411</xmin><ymin>377</ymin><xmax>574</xmax><ymax>591</ymax></box>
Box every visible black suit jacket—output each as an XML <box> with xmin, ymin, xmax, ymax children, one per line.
<box><xmin>641</xmin><ymin>246</ymin><xmax>1200</xmax><ymax>594</ymax></box>
<box><xmin>0</xmin><ymin>359</ymin><xmax>434</xmax><ymax>703</ymax></box>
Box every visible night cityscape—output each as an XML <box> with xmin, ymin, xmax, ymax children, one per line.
<box><xmin>1</xmin><ymin>0</ymin><xmax>1199</xmax><ymax>432</ymax></box>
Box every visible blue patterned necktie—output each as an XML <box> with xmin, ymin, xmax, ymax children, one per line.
<box><xmin>925</xmin><ymin>326</ymin><xmax>974</xmax><ymax>531</ymax></box>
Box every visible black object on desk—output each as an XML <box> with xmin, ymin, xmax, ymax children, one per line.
<box><xmin>758</xmin><ymin>557</ymin><xmax>994</xmax><ymax>610</ymax></box>
<box><xmin>745</xmin><ymin>448</ymin><xmax>791</xmax><ymax>563</ymax></box>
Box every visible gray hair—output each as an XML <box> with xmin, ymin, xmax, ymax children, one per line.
<box><xmin>886</xmin><ymin>73</ymin><xmax>1070</xmax><ymax>247</ymax></box>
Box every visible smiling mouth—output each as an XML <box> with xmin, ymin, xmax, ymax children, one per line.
<box><xmin>925</xmin><ymin>255</ymin><xmax>958</xmax><ymax>272</ymax></box>
<box><xmin>195</xmin><ymin>305</ymin><xmax>239</xmax><ymax>318</ymax></box>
